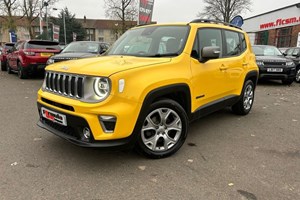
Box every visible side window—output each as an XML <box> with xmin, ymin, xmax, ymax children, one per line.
<box><xmin>293</xmin><ymin>48</ymin><xmax>300</xmax><ymax>56</ymax></box>
<box><xmin>286</xmin><ymin>48</ymin><xmax>294</xmax><ymax>56</ymax></box>
<box><xmin>197</xmin><ymin>28</ymin><xmax>222</xmax><ymax>58</ymax></box>
<box><xmin>224</xmin><ymin>30</ymin><xmax>241</xmax><ymax>56</ymax></box>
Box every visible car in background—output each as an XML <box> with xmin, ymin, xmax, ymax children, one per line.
<box><xmin>282</xmin><ymin>47</ymin><xmax>300</xmax><ymax>83</ymax></box>
<box><xmin>252</xmin><ymin>45</ymin><xmax>296</xmax><ymax>85</ymax></box>
<box><xmin>278</xmin><ymin>47</ymin><xmax>288</xmax><ymax>54</ymax></box>
<box><xmin>46</xmin><ymin>41</ymin><xmax>110</xmax><ymax>65</ymax></box>
<box><xmin>6</xmin><ymin>40</ymin><xmax>61</xmax><ymax>79</ymax></box>
<box><xmin>0</xmin><ymin>42</ymin><xmax>15</xmax><ymax>71</ymax></box>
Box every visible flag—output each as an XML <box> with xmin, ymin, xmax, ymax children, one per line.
<box><xmin>138</xmin><ymin>0</ymin><xmax>155</xmax><ymax>25</ymax></box>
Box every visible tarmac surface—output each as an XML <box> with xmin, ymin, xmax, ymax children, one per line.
<box><xmin>0</xmin><ymin>71</ymin><xmax>299</xmax><ymax>200</ymax></box>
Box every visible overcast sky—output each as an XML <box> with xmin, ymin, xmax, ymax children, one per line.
<box><xmin>54</xmin><ymin>0</ymin><xmax>300</xmax><ymax>22</ymax></box>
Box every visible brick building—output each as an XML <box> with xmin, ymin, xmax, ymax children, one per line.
<box><xmin>242</xmin><ymin>3</ymin><xmax>300</xmax><ymax>48</ymax></box>
<box><xmin>0</xmin><ymin>16</ymin><xmax>137</xmax><ymax>45</ymax></box>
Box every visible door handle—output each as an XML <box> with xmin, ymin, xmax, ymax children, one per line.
<box><xmin>242</xmin><ymin>62</ymin><xmax>248</xmax><ymax>66</ymax></box>
<box><xmin>219</xmin><ymin>64</ymin><xmax>228</xmax><ymax>71</ymax></box>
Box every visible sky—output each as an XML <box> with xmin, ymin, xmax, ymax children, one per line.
<box><xmin>53</xmin><ymin>0</ymin><xmax>300</xmax><ymax>22</ymax></box>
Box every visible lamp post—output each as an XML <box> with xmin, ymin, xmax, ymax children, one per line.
<box><xmin>53</xmin><ymin>8</ymin><xmax>67</xmax><ymax>45</ymax></box>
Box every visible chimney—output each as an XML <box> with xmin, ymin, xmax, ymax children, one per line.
<box><xmin>84</xmin><ymin>15</ymin><xmax>86</xmax><ymax>23</ymax></box>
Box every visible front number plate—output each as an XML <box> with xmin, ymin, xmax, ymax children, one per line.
<box><xmin>267</xmin><ymin>68</ymin><xmax>283</xmax><ymax>72</ymax></box>
<box><xmin>41</xmin><ymin>107</ymin><xmax>67</xmax><ymax>126</ymax></box>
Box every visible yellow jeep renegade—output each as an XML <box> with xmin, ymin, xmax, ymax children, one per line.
<box><xmin>37</xmin><ymin>19</ymin><xmax>258</xmax><ymax>158</ymax></box>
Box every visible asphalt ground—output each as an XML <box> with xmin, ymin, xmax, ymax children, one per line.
<box><xmin>0</xmin><ymin>71</ymin><xmax>299</xmax><ymax>200</ymax></box>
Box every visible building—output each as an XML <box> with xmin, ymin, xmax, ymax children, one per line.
<box><xmin>78</xmin><ymin>17</ymin><xmax>137</xmax><ymax>45</ymax></box>
<box><xmin>0</xmin><ymin>16</ymin><xmax>137</xmax><ymax>45</ymax></box>
<box><xmin>242</xmin><ymin>3</ymin><xmax>300</xmax><ymax>48</ymax></box>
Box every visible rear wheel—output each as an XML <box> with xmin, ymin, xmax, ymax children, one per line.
<box><xmin>1</xmin><ymin>61</ymin><xmax>7</xmax><ymax>71</ymax></box>
<box><xmin>295</xmin><ymin>67</ymin><xmax>300</xmax><ymax>83</ymax></box>
<box><xmin>135</xmin><ymin>99</ymin><xmax>188</xmax><ymax>159</ymax></box>
<box><xmin>17</xmin><ymin>62</ymin><xmax>28</xmax><ymax>79</ymax></box>
<box><xmin>232</xmin><ymin>80</ymin><xmax>255</xmax><ymax>115</ymax></box>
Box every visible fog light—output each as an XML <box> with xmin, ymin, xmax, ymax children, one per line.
<box><xmin>81</xmin><ymin>127</ymin><xmax>91</xmax><ymax>142</ymax></box>
<box><xmin>99</xmin><ymin>115</ymin><xmax>116</xmax><ymax>133</ymax></box>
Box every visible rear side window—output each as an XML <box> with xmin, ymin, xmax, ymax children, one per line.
<box><xmin>224</xmin><ymin>30</ymin><xmax>241</xmax><ymax>56</ymax></box>
<box><xmin>239</xmin><ymin>33</ymin><xmax>247</xmax><ymax>52</ymax></box>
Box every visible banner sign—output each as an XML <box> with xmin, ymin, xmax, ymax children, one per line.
<box><xmin>138</xmin><ymin>0</ymin><xmax>155</xmax><ymax>25</ymax></box>
<box><xmin>9</xmin><ymin>31</ymin><xmax>17</xmax><ymax>43</ymax></box>
<box><xmin>52</xmin><ymin>24</ymin><xmax>60</xmax><ymax>42</ymax></box>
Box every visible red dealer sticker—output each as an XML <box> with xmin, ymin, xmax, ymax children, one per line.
<box><xmin>41</xmin><ymin>107</ymin><xmax>67</xmax><ymax>126</ymax></box>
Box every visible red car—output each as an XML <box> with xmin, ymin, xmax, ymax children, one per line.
<box><xmin>6</xmin><ymin>40</ymin><xmax>61</xmax><ymax>79</ymax></box>
<box><xmin>0</xmin><ymin>42</ymin><xmax>15</xmax><ymax>71</ymax></box>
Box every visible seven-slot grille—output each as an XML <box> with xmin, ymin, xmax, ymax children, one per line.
<box><xmin>45</xmin><ymin>71</ymin><xmax>84</xmax><ymax>98</ymax></box>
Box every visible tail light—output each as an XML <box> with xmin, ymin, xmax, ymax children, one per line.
<box><xmin>24</xmin><ymin>51</ymin><xmax>35</xmax><ymax>56</ymax></box>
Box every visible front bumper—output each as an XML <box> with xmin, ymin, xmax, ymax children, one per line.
<box><xmin>37</xmin><ymin>102</ymin><xmax>137</xmax><ymax>148</ymax></box>
<box><xmin>258</xmin><ymin>66</ymin><xmax>296</xmax><ymax>80</ymax></box>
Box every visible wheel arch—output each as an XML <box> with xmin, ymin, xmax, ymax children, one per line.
<box><xmin>245</xmin><ymin>70</ymin><xmax>259</xmax><ymax>89</ymax></box>
<box><xmin>141</xmin><ymin>83</ymin><xmax>192</xmax><ymax>118</ymax></box>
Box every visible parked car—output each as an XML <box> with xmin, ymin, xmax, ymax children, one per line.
<box><xmin>37</xmin><ymin>19</ymin><xmax>259</xmax><ymax>158</ymax></box>
<box><xmin>0</xmin><ymin>42</ymin><xmax>15</xmax><ymax>71</ymax></box>
<box><xmin>6</xmin><ymin>40</ymin><xmax>61</xmax><ymax>79</ymax></box>
<box><xmin>252</xmin><ymin>45</ymin><xmax>296</xmax><ymax>85</ymax></box>
<box><xmin>278</xmin><ymin>47</ymin><xmax>288</xmax><ymax>54</ymax></box>
<box><xmin>282</xmin><ymin>47</ymin><xmax>300</xmax><ymax>83</ymax></box>
<box><xmin>46</xmin><ymin>41</ymin><xmax>110</xmax><ymax>65</ymax></box>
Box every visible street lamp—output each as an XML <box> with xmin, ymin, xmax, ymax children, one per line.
<box><xmin>53</xmin><ymin>8</ymin><xmax>67</xmax><ymax>45</ymax></box>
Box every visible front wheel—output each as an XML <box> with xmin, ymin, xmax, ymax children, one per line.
<box><xmin>282</xmin><ymin>78</ymin><xmax>294</xmax><ymax>85</ymax></box>
<box><xmin>232</xmin><ymin>80</ymin><xmax>255</xmax><ymax>115</ymax></box>
<box><xmin>135</xmin><ymin>99</ymin><xmax>188</xmax><ymax>159</ymax></box>
<box><xmin>295</xmin><ymin>68</ymin><xmax>300</xmax><ymax>83</ymax></box>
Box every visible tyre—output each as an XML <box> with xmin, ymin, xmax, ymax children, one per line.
<box><xmin>1</xmin><ymin>61</ymin><xmax>7</xmax><ymax>71</ymax></box>
<box><xmin>17</xmin><ymin>62</ymin><xmax>28</xmax><ymax>79</ymax></box>
<box><xmin>6</xmin><ymin>62</ymin><xmax>12</xmax><ymax>74</ymax></box>
<box><xmin>295</xmin><ymin>67</ymin><xmax>300</xmax><ymax>83</ymax></box>
<box><xmin>282</xmin><ymin>78</ymin><xmax>293</xmax><ymax>85</ymax></box>
<box><xmin>135</xmin><ymin>99</ymin><xmax>188</xmax><ymax>159</ymax></box>
<box><xmin>232</xmin><ymin>80</ymin><xmax>255</xmax><ymax>115</ymax></box>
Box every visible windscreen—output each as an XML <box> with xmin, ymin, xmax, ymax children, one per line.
<box><xmin>62</xmin><ymin>42</ymin><xmax>100</xmax><ymax>53</ymax></box>
<box><xmin>252</xmin><ymin>46</ymin><xmax>283</xmax><ymax>56</ymax></box>
<box><xmin>106</xmin><ymin>25</ymin><xmax>190</xmax><ymax>57</ymax></box>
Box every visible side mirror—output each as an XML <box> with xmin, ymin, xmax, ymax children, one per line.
<box><xmin>282</xmin><ymin>52</ymin><xmax>287</xmax><ymax>56</ymax></box>
<box><xmin>200</xmin><ymin>46</ymin><xmax>220</xmax><ymax>63</ymax></box>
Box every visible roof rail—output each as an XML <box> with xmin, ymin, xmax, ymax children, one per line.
<box><xmin>189</xmin><ymin>19</ymin><xmax>242</xmax><ymax>30</ymax></box>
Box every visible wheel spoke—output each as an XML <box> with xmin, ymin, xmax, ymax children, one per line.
<box><xmin>143</xmin><ymin>134</ymin><xmax>160</xmax><ymax>150</ymax></box>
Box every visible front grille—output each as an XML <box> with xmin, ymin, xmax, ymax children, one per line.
<box><xmin>263</xmin><ymin>62</ymin><xmax>286</xmax><ymax>66</ymax></box>
<box><xmin>53</xmin><ymin>58</ymin><xmax>73</xmax><ymax>63</ymax></box>
<box><xmin>45</xmin><ymin>71</ymin><xmax>84</xmax><ymax>99</ymax></box>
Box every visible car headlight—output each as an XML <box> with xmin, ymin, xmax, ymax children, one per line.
<box><xmin>94</xmin><ymin>77</ymin><xmax>110</xmax><ymax>100</ymax></box>
<box><xmin>46</xmin><ymin>57</ymin><xmax>54</xmax><ymax>65</ymax></box>
<box><xmin>256</xmin><ymin>60</ymin><xmax>264</xmax><ymax>66</ymax></box>
<box><xmin>286</xmin><ymin>61</ymin><xmax>294</xmax><ymax>66</ymax></box>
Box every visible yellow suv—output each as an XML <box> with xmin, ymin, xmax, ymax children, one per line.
<box><xmin>37</xmin><ymin>19</ymin><xmax>258</xmax><ymax>158</ymax></box>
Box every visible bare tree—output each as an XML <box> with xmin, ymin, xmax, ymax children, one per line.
<box><xmin>0</xmin><ymin>0</ymin><xmax>20</xmax><ymax>31</ymax></box>
<box><xmin>197</xmin><ymin>0</ymin><xmax>252</xmax><ymax>22</ymax></box>
<box><xmin>104</xmin><ymin>0</ymin><xmax>138</xmax><ymax>33</ymax></box>
<box><xmin>21</xmin><ymin>0</ymin><xmax>58</xmax><ymax>39</ymax></box>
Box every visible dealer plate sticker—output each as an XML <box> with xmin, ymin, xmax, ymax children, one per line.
<box><xmin>41</xmin><ymin>107</ymin><xmax>67</xmax><ymax>126</ymax></box>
